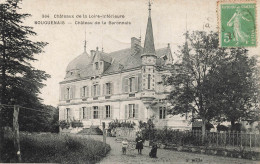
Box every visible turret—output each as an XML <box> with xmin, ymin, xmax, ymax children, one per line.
<box><xmin>141</xmin><ymin>0</ymin><xmax>156</xmax><ymax>101</ymax></box>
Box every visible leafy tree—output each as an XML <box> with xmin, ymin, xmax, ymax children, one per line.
<box><xmin>19</xmin><ymin>105</ymin><xmax>59</xmax><ymax>132</ymax></box>
<box><xmin>167</xmin><ymin>31</ymin><xmax>224</xmax><ymax>141</ymax></box>
<box><xmin>206</xmin><ymin>49</ymin><xmax>260</xmax><ymax>129</ymax></box>
<box><xmin>0</xmin><ymin>0</ymin><xmax>50</xmax><ymax>159</ymax></box>
<box><xmin>167</xmin><ymin>31</ymin><xmax>259</xmax><ymax>141</ymax></box>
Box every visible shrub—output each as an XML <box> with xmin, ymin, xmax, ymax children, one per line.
<box><xmin>59</xmin><ymin>120</ymin><xmax>70</xmax><ymax>129</ymax></box>
<box><xmin>1</xmin><ymin>133</ymin><xmax>110</xmax><ymax>163</ymax></box>
<box><xmin>108</xmin><ymin>119</ymin><xmax>136</xmax><ymax>130</ymax></box>
<box><xmin>71</xmin><ymin>120</ymin><xmax>83</xmax><ymax>128</ymax></box>
<box><xmin>217</xmin><ymin>124</ymin><xmax>229</xmax><ymax>132</ymax></box>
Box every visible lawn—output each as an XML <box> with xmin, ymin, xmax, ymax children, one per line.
<box><xmin>1</xmin><ymin>132</ymin><xmax>111</xmax><ymax>163</ymax></box>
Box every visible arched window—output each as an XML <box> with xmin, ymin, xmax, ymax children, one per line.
<box><xmin>148</xmin><ymin>74</ymin><xmax>151</xmax><ymax>89</ymax></box>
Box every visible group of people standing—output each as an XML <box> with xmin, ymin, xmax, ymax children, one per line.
<box><xmin>122</xmin><ymin>133</ymin><xmax>144</xmax><ymax>155</ymax></box>
<box><xmin>121</xmin><ymin>133</ymin><xmax>157</xmax><ymax>158</ymax></box>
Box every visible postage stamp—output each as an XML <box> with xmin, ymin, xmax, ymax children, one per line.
<box><xmin>218</xmin><ymin>0</ymin><xmax>257</xmax><ymax>47</ymax></box>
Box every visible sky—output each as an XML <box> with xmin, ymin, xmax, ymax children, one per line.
<box><xmin>16</xmin><ymin>0</ymin><xmax>260</xmax><ymax>107</ymax></box>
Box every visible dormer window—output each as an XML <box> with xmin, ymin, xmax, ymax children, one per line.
<box><xmin>95</xmin><ymin>62</ymin><xmax>99</xmax><ymax>70</ymax></box>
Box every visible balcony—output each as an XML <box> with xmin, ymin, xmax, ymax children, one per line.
<box><xmin>129</xmin><ymin>93</ymin><xmax>135</xmax><ymax>97</ymax></box>
<box><xmin>105</xmin><ymin>96</ymin><xmax>111</xmax><ymax>99</ymax></box>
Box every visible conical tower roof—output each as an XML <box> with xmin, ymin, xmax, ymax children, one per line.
<box><xmin>143</xmin><ymin>1</ymin><xmax>155</xmax><ymax>54</ymax></box>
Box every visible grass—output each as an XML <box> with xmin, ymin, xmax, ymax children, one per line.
<box><xmin>2</xmin><ymin>132</ymin><xmax>111</xmax><ymax>163</ymax></box>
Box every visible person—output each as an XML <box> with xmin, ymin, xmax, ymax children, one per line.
<box><xmin>122</xmin><ymin>138</ymin><xmax>128</xmax><ymax>155</ymax></box>
<box><xmin>149</xmin><ymin>144</ymin><xmax>158</xmax><ymax>158</ymax></box>
<box><xmin>135</xmin><ymin>133</ymin><xmax>144</xmax><ymax>154</ymax></box>
<box><xmin>227</xmin><ymin>6</ymin><xmax>251</xmax><ymax>45</ymax></box>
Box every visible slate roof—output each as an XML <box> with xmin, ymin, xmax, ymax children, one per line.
<box><xmin>64</xmin><ymin>46</ymin><xmax>171</xmax><ymax>81</ymax></box>
<box><xmin>143</xmin><ymin>16</ymin><xmax>155</xmax><ymax>54</ymax></box>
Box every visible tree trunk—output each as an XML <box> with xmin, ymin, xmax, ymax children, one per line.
<box><xmin>0</xmin><ymin>10</ymin><xmax>7</xmax><ymax>162</ymax></box>
<box><xmin>201</xmin><ymin>118</ymin><xmax>206</xmax><ymax>144</ymax></box>
<box><xmin>231</xmin><ymin>120</ymin><xmax>235</xmax><ymax>132</ymax></box>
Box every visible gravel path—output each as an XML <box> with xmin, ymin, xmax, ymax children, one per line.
<box><xmin>83</xmin><ymin>135</ymin><xmax>258</xmax><ymax>164</ymax></box>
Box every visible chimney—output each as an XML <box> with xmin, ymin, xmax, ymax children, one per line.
<box><xmin>131</xmin><ymin>37</ymin><xmax>141</xmax><ymax>50</ymax></box>
<box><xmin>90</xmin><ymin>50</ymin><xmax>95</xmax><ymax>57</ymax></box>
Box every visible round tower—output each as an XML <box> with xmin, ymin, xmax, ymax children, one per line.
<box><xmin>141</xmin><ymin>1</ymin><xmax>156</xmax><ymax>100</ymax></box>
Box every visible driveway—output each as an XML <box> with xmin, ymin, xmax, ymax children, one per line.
<box><xmin>82</xmin><ymin>135</ymin><xmax>257</xmax><ymax>164</ymax></box>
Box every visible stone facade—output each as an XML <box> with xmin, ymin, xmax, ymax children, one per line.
<box><xmin>58</xmin><ymin>4</ymin><xmax>191</xmax><ymax>130</ymax></box>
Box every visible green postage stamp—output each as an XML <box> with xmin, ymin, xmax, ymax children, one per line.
<box><xmin>218</xmin><ymin>1</ymin><xmax>257</xmax><ymax>47</ymax></box>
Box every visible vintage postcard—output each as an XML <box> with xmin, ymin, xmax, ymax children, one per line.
<box><xmin>0</xmin><ymin>0</ymin><xmax>260</xmax><ymax>163</ymax></box>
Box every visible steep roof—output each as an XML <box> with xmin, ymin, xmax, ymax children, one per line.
<box><xmin>66</xmin><ymin>52</ymin><xmax>91</xmax><ymax>72</ymax></box>
<box><xmin>64</xmin><ymin>47</ymin><xmax>170</xmax><ymax>81</ymax></box>
<box><xmin>143</xmin><ymin>10</ymin><xmax>155</xmax><ymax>54</ymax></box>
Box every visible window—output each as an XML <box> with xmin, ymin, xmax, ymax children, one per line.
<box><xmin>129</xmin><ymin>77</ymin><xmax>135</xmax><ymax>92</ymax></box>
<box><xmin>66</xmin><ymin>108</ymin><xmax>70</xmax><ymax>120</ymax></box>
<box><xmin>105</xmin><ymin>105</ymin><xmax>111</xmax><ymax>118</ymax></box>
<box><xmin>93</xmin><ymin>106</ymin><xmax>99</xmax><ymax>119</ymax></box>
<box><xmin>129</xmin><ymin>104</ymin><xmax>135</xmax><ymax>118</ymax></box>
<box><xmin>82</xmin><ymin>86</ymin><xmax>87</xmax><ymax>97</ymax></box>
<box><xmin>159</xmin><ymin>107</ymin><xmax>166</xmax><ymax>119</ymax></box>
<box><xmin>148</xmin><ymin>74</ymin><xmax>151</xmax><ymax>89</ymax></box>
<box><xmin>82</xmin><ymin>107</ymin><xmax>87</xmax><ymax>119</ymax></box>
<box><xmin>106</xmin><ymin>83</ymin><xmax>111</xmax><ymax>95</ymax></box>
<box><xmin>95</xmin><ymin>62</ymin><xmax>99</xmax><ymax>70</ymax></box>
<box><xmin>66</xmin><ymin>88</ymin><xmax>70</xmax><ymax>99</ymax></box>
<box><xmin>93</xmin><ymin>84</ymin><xmax>98</xmax><ymax>97</ymax></box>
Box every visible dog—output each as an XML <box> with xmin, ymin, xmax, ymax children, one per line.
<box><xmin>149</xmin><ymin>144</ymin><xmax>158</xmax><ymax>158</ymax></box>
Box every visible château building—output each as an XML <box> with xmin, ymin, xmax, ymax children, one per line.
<box><xmin>58</xmin><ymin>3</ymin><xmax>191</xmax><ymax>130</ymax></box>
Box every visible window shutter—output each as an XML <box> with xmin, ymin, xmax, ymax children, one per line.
<box><xmin>138</xmin><ymin>73</ymin><xmax>142</xmax><ymax>92</ymax></box>
<box><xmin>129</xmin><ymin>106</ymin><xmax>133</xmax><ymax>118</ymax></box>
<box><xmin>90</xmin><ymin>107</ymin><xmax>93</xmax><ymax>119</ymax></box>
<box><xmin>103</xmin><ymin>84</ymin><xmax>106</xmax><ymax>95</ymax></box>
<box><xmin>110</xmin><ymin>105</ymin><xmax>113</xmax><ymax>119</ymax></box>
<box><xmin>80</xmin><ymin>87</ymin><xmax>83</xmax><ymax>98</ymax></box>
<box><xmin>111</xmin><ymin>83</ymin><xmax>113</xmax><ymax>94</ymax></box>
<box><xmin>86</xmin><ymin>86</ymin><xmax>89</xmax><ymax>97</ymax></box>
<box><xmin>91</xmin><ymin>86</ymin><xmax>94</xmax><ymax>97</ymax></box>
<box><xmin>99</xmin><ymin>106</ymin><xmax>103</xmax><ymax>119</ymax></box>
<box><xmin>69</xmin><ymin>87</ymin><xmax>72</xmax><ymax>99</ymax></box>
<box><xmin>65</xmin><ymin>88</ymin><xmax>68</xmax><ymax>100</ymax></box>
<box><xmin>79</xmin><ymin>108</ymin><xmax>82</xmax><ymax>120</ymax></box>
<box><xmin>125</xmin><ymin>105</ymin><xmax>128</xmax><ymax>119</ymax></box>
<box><xmin>87</xmin><ymin>107</ymin><xmax>91</xmax><ymax>119</ymax></box>
<box><xmin>72</xmin><ymin>85</ymin><xmax>76</xmax><ymax>99</ymax></box>
<box><xmin>64</xmin><ymin>108</ymin><xmax>66</xmax><ymax>120</ymax></box>
<box><xmin>135</xmin><ymin>104</ymin><xmax>139</xmax><ymax>119</ymax></box>
<box><xmin>97</xmin><ymin>85</ymin><xmax>100</xmax><ymax>96</ymax></box>
<box><xmin>123</xmin><ymin>77</ymin><xmax>129</xmax><ymax>93</ymax></box>
<box><xmin>68</xmin><ymin>108</ymin><xmax>72</xmax><ymax>121</ymax></box>
<box><xmin>135</xmin><ymin>76</ymin><xmax>138</xmax><ymax>92</ymax></box>
<box><xmin>103</xmin><ymin>106</ymin><xmax>106</xmax><ymax>119</ymax></box>
<box><xmin>126</xmin><ymin>78</ymin><xmax>129</xmax><ymax>93</ymax></box>
<box><xmin>60</xmin><ymin>86</ymin><xmax>65</xmax><ymax>100</ymax></box>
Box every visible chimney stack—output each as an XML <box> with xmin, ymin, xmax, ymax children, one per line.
<box><xmin>90</xmin><ymin>50</ymin><xmax>95</xmax><ymax>57</ymax></box>
<box><xmin>131</xmin><ymin>37</ymin><xmax>141</xmax><ymax>50</ymax></box>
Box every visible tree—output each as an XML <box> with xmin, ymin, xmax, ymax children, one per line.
<box><xmin>0</xmin><ymin>0</ymin><xmax>49</xmax><ymax>123</ymax></box>
<box><xmin>167</xmin><ymin>31</ymin><xmax>259</xmax><ymax>142</ymax></box>
<box><xmin>167</xmin><ymin>31</ymin><xmax>224</xmax><ymax>141</ymax></box>
<box><xmin>0</xmin><ymin>0</ymin><xmax>50</xmax><ymax>159</ymax></box>
<box><xmin>206</xmin><ymin>49</ymin><xmax>260</xmax><ymax>129</ymax></box>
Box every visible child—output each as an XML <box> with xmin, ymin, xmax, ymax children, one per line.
<box><xmin>122</xmin><ymin>138</ymin><xmax>128</xmax><ymax>155</ymax></box>
<box><xmin>149</xmin><ymin>144</ymin><xmax>158</xmax><ymax>158</ymax></box>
